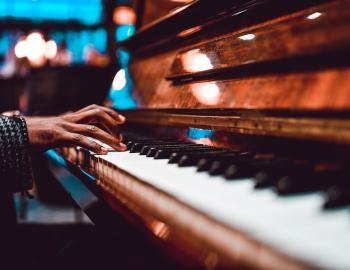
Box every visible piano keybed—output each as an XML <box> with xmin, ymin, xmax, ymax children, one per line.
<box><xmin>56</xmin><ymin>132</ymin><xmax>350</xmax><ymax>270</ymax></box>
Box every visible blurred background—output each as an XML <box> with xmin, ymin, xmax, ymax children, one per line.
<box><xmin>0</xmin><ymin>0</ymin><xmax>140</xmax><ymax>225</ymax></box>
<box><xmin>0</xmin><ymin>0</ymin><xmax>138</xmax><ymax>117</ymax></box>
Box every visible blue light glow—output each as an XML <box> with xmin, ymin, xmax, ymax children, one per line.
<box><xmin>109</xmin><ymin>46</ymin><xmax>137</xmax><ymax>109</ymax></box>
<box><xmin>188</xmin><ymin>128</ymin><xmax>214</xmax><ymax>140</ymax></box>
<box><xmin>51</xmin><ymin>29</ymin><xmax>107</xmax><ymax>64</ymax></box>
<box><xmin>115</xmin><ymin>25</ymin><xmax>135</xmax><ymax>42</ymax></box>
<box><xmin>45</xmin><ymin>149</ymin><xmax>96</xmax><ymax>181</ymax></box>
<box><xmin>108</xmin><ymin>25</ymin><xmax>137</xmax><ymax>109</ymax></box>
<box><xmin>0</xmin><ymin>33</ymin><xmax>10</xmax><ymax>56</ymax></box>
<box><xmin>109</xmin><ymin>69</ymin><xmax>137</xmax><ymax>109</ymax></box>
<box><xmin>0</xmin><ymin>0</ymin><xmax>102</xmax><ymax>25</ymax></box>
<box><xmin>45</xmin><ymin>149</ymin><xmax>67</xmax><ymax>167</ymax></box>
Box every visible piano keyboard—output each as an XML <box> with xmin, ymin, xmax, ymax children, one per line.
<box><xmin>60</xmin><ymin>135</ymin><xmax>350</xmax><ymax>270</ymax></box>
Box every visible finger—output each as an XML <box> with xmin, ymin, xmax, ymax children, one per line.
<box><xmin>60</xmin><ymin>110</ymin><xmax>73</xmax><ymax>116</ymax></box>
<box><xmin>76</xmin><ymin>104</ymin><xmax>125</xmax><ymax>123</ymax></box>
<box><xmin>103</xmin><ymin>107</ymin><xmax>126</xmax><ymax>123</ymax></box>
<box><xmin>73</xmin><ymin>109</ymin><xmax>122</xmax><ymax>135</ymax></box>
<box><xmin>63</xmin><ymin>132</ymin><xmax>109</xmax><ymax>155</ymax></box>
<box><xmin>65</xmin><ymin>123</ymin><xmax>126</xmax><ymax>151</ymax></box>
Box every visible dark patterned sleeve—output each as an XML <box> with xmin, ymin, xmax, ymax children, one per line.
<box><xmin>0</xmin><ymin>116</ymin><xmax>33</xmax><ymax>193</ymax></box>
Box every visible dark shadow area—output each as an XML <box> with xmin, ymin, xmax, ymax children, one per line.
<box><xmin>26</xmin><ymin>66</ymin><xmax>115</xmax><ymax>116</ymax></box>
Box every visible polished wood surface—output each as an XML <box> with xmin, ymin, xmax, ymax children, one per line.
<box><xmin>138</xmin><ymin>0</ymin><xmax>192</xmax><ymax>27</ymax></box>
<box><xmin>123</xmin><ymin>0</ymin><xmax>324</xmax><ymax>52</ymax></box>
<box><xmin>121</xmin><ymin>109</ymin><xmax>350</xmax><ymax>145</ymax></box>
<box><xmin>120</xmin><ymin>0</ymin><xmax>350</xmax><ymax>149</ymax></box>
<box><xmin>168</xmin><ymin>1</ymin><xmax>350</xmax><ymax>79</ymax></box>
<box><xmin>130</xmin><ymin>67</ymin><xmax>350</xmax><ymax>110</ymax></box>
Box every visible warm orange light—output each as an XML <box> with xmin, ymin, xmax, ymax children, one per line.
<box><xmin>45</xmin><ymin>40</ymin><xmax>58</xmax><ymax>59</ymax></box>
<box><xmin>307</xmin><ymin>12</ymin><xmax>322</xmax><ymax>20</ymax></box>
<box><xmin>178</xmin><ymin>25</ymin><xmax>202</xmax><ymax>38</ymax></box>
<box><xmin>14</xmin><ymin>38</ymin><xmax>27</xmax><ymax>58</ymax></box>
<box><xmin>150</xmin><ymin>221</ymin><xmax>170</xmax><ymax>240</ymax></box>
<box><xmin>238</xmin><ymin>33</ymin><xmax>255</xmax><ymax>41</ymax></box>
<box><xmin>191</xmin><ymin>82</ymin><xmax>221</xmax><ymax>106</ymax></box>
<box><xmin>14</xmin><ymin>32</ymin><xmax>58</xmax><ymax>66</ymax></box>
<box><xmin>181</xmin><ymin>49</ymin><xmax>213</xmax><ymax>73</ymax></box>
<box><xmin>25</xmin><ymin>32</ymin><xmax>46</xmax><ymax>62</ymax></box>
<box><xmin>171</xmin><ymin>0</ymin><xmax>193</xmax><ymax>3</ymax></box>
<box><xmin>113</xmin><ymin>6</ymin><xmax>136</xmax><ymax>25</ymax></box>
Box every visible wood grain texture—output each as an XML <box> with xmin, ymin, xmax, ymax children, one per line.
<box><xmin>130</xmin><ymin>63</ymin><xmax>350</xmax><ymax>110</ymax></box>
<box><xmin>127</xmin><ymin>1</ymin><xmax>350</xmax><ymax>113</ymax></box>
<box><xmin>168</xmin><ymin>0</ymin><xmax>350</xmax><ymax>79</ymax></box>
<box><xmin>121</xmin><ymin>109</ymin><xmax>350</xmax><ymax>145</ymax></box>
<box><xmin>122</xmin><ymin>0</ymin><xmax>325</xmax><ymax>52</ymax></box>
<box><xmin>139</xmin><ymin>0</ymin><xmax>192</xmax><ymax>27</ymax></box>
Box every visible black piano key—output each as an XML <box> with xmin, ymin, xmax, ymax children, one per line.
<box><xmin>139</xmin><ymin>142</ymin><xmax>192</xmax><ymax>155</ymax></box>
<box><xmin>154</xmin><ymin>146</ymin><xmax>215</xmax><ymax>160</ymax></box>
<box><xmin>324</xmin><ymin>185</ymin><xmax>350</xmax><ymax>209</ymax></box>
<box><xmin>126</xmin><ymin>140</ymin><xmax>156</xmax><ymax>150</ymax></box>
<box><xmin>209</xmin><ymin>155</ymin><xmax>254</xmax><ymax>176</ymax></box>
<box><xmin>224</xmin><ymin>158</ymin><xmax>276</xmax><ymax>179</ymax></box>
<box><xmin>254</xmin><ymin>159</ymin><xmax>292</xmax><ymax>189</ymax></box>
<box><xmin>177</xmin><ymin>151</ymin><xmax>230</xmax><ymax>167</ymax></box>
<box><xmin>197</xmin><ymin>152</ymin><xmax>253</xmax><ymax>172</ymax></box>
<box><xmin>255</xmin><ymin>170</ymin><xmax>285</xmax><ymax>189</ymax></box>
<box><xmin>254</xmin><ymin>171</ymin><xmax>271</xmax><ymax>188</ymax></box>
<box><xmin>276</xmin><ymin>174</ymin><xmax>312</xmax><ymax>195</ymax></box>
<box><xmin>146</xmin><ymin>144</ymin><xmax>206</xmax><ymax>159</ymax></box>
<box><xmin>145</xmin><ymin>144</ymin><xmax>204</xmax><ymax>157</ymax></box>
<box><xmin>126</xmin><ymin>141</ymin><xmax>135</xmax><ymax>150</ymax></box>
<box><xmin>224</xmin><ymin>161</ymin><xmax>257</xmax><ymax>179</ymax></box>
<box><xmin>274</xmin><ymin>164</ymin><xmax>332</xmax><ymax>195</ymax></box>
<box><xmin>130</xmin><ymin>141</ymin><xmax>181</xmax><ymax>153</ymax></box>
<box><xmin>167</xmin><ymin>148</ymin><xmax>223</xmax><ymax>163</ymax></box>
<box><xmin>126</xmin><ymin>138</ymin><xmax>175</xmax><ymax>150</ymax></box>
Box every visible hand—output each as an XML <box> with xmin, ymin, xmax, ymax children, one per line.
<box><xmin>24</xmin><ymin>104</ymin><xmax>127</xmax><ymax>154</ymax></box>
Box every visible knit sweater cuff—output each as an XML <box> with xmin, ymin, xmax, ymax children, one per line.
<box><xmin>0</xmin><ymin>116</ymin><xmax>33</xmax><ymax>192</ymax></box>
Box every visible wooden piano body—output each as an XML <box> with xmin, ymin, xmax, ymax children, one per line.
<box><xmin>49</xmin><ymin>1</ymin><xmax>350</xmax><ymax>269</ymax></box>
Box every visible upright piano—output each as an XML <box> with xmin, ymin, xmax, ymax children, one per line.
<box><xmin>49</xmin><ymin>0</ymin><xmax>350</xmax><ymax>269</ymax></box>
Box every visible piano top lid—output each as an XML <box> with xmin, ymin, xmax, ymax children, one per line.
<box><xmin>118</xmin><ymin>0</ymin><xmax>328</xmax><ymax>52</ymax></box>
<box><xmin>118</xmin><ymin>0</ymin><xmax>271</xmax><ymax>50</ymax></box>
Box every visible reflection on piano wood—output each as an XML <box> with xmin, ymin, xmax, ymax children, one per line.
<box><xmin>52</xmin><ymin>0</ymin><xmax>350</xmax><ymax>269</ymax></box>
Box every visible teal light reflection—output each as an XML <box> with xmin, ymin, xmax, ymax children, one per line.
<box><xmin>51</xmin><ymin>29</ymin><xmax>107</xmax><ymax>64</ymax></box>
<box><xmin>45</xmin><ymin>149</ymin><xmax>95</xmax><ymax>181</ymax></box>
<box><xmin>45</xmin><ymin>149</ymin><xmax>67</xmax><ymax>167</ymax></box>
<box><xmin>0</xmin><ymin>33</ymin><xmax>10</xmax><ymax>56</ymax></box>
<box><xmin>115</xmin><ymin>25</ymin><xmax>135</xmax><ymax>42</ymax></box>
<box><xmin>0</xmin><ymin>0</ymin><xmax>102</xmax><ymax>25</ymax></box>
<box><xmin>188</xmin><ymin>128</ymin><xmax>214</xmax><ymax>140</ymax></box>
<box><xmin>109</xmin><ymin>24</ymin><xmax>137</xmax><ymax>109</ymax></box>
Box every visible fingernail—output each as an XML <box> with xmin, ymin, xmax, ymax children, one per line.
<box><xmin>100</xmin><ymin>147</ymin><xmax>109</xmax><ymax>154</ymax></box>
<box><xmin>118</xmin><ymin>114</ymin><xmax>126</xmax><ymax>122</ymax></box>
<box><xmin>119</xmin><ymin>143</ymin><xmax>127</xmax><ymax>150</ymax></box>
